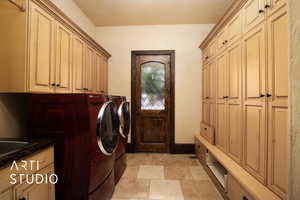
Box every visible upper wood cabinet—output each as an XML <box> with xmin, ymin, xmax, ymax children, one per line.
<box><xmin>73</xmin><ymin>35</ymin><xmax>85</xmax><ymax>93</ymax></box>
<box><xmin>55</xmin><ymin>22</ymin><xmax>73</xmax><ymax>93</ymax></box>
<box><xmin>29</xmin><ymin>2</ymin><xmax>56</xmax><ymax>93</ymax></box>
<box><xmin>84</xmin><ymin>45</ymin><xmax>95</xmax><ymax>92</ymax></box>
<box><xmin>267</xmin><ymin>6</ymin><xmax>288</xmax><ymax>199</ymax></box>
<box><xmin>242</xmin><ymin>0</ymin><xmax>265</xmax><ymax>33</ymax></box>
<box><xmin>216</xmin><ymin>27</ymin><xmax>228</xmax><ymax>54</ymax></box>
<box><xmin>227</xmin><ymin>12</ymin><xmax>242</xmax><ymax>45</ymax></box>
<box><xmin>0</xmin><ymin>0</ymin><xmax>110</xmax><ymax>93</ymax></box>
<box><xmin>95</xmin><ymin>52</ymin><xmax>108</xmax><ymax>94</ymax></box>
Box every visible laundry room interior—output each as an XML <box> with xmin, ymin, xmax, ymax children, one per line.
<box><xmin>0</xmin><ymin>0</ymin><xmax>299</xmax><ymax>200</ymax></box>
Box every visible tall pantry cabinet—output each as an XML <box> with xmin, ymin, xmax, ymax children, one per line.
<box><xmin>200</xmin><ymin>0</ymin><xmax>288</xmax><ymax>199</ymax></box>
<box><xmin>0</xmin><ymin>0</ymin><xmax>110</xmax><ymax>94</ymax></box>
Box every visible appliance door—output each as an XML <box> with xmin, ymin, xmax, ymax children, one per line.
<box><xmin>118</xmin><ymin>101</ymin><xmax>131</xmax><ymax>138</ymax></box>
<box><xmin>96</xmin><ymin>101</ymin><xmax>119</xmax><ymax>155</ymax></box>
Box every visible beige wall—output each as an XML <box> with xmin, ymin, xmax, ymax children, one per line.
<box><xmin>0</xmin><ymin>94</ymin><xmax>27</xmax><ymax>138</ymax></box>
<box><xmin>50</xmin><ymin>0</ymin><xmax>96</xmax><ymax>38</ymax></box>
<box><xmin>96</xmin><ymin>24</ymin><xmax>214</xmax><ymax>143</ymax></box>
<box><xmin>289</xmin><ymin>0</ymin><xmax>300</xmax><ymax>199</ymax></box>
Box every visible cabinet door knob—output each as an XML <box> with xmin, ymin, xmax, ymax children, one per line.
<box><xmin>243</xmin><ymin>196</ymin><xmax>248</xmax><ymax>200</ymax></box>
<box><xmin>260</xmin><ymin>94</ymin><xmax>265</xmax><ymax>97</ymax></box>
<box><xmin>259</xmin><ymin>9</ymin><xmax>264</xmax><ymax>13</ymax></box>
<box><xmin>56</xmin><ymin>84</ymin><xmax>60</xmax><ymax>87</ymax></box>
<box><xmin>19</xmin><ymin>198</ymin><xmax>26</xmax><ymax>200</ymax></box>
<box><xmin>51</xmin><ymin>83</ymin><xmax>55</xmax><ymax>87</ymax></box>
<box><xmin>265</xmin><ymin>4</ymin><xmax>270</xmax><ymax>9</ymax></box>
<box><xmin>267</xmin><ymin>93</ymin><xmax>272</xmax><ymax>97</ymax></box>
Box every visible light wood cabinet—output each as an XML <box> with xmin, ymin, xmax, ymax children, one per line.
<box><xmin>0</xmin><ymin>0</ymin><xmax>110</xmax><ymax>93</ymax></box>
<box><xmin>267</xmin><ymin>6</ymin><xmax>288</xmax><ymax>199</ymax></box>
<box><xmin>0</xmin><ymin>189</ymin><xmax>12</xmax><ymax>200</ymax></box>
<box><xmin>0</xmin><ymin>147</ymin><xmax>55</xmax><ymax>200</ymax></box>
<box><xmin>200</xmin><ymin>0</ymin><xmax>289</xmax><ymax>198</ymax></box>
<box><xmin>29</xmin><ymin>2</ymin><xmax>56</xmax><ymax>93</ymax></box>
<box><xmin>242</xmin><ymin>0</ymin><xmax>265</xmax><ymax>33</ymax></box>
<box><xmin>14</xmin><ymin>165</ymin><xmax>55</xmax><ymax>200</ymax></box>
<box><xmin>55</xmin><ymin>22</ymin><xmax>73</xmax><ymax>93</ymax></box>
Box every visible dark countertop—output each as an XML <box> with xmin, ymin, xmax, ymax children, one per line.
<box><xmin>0</xmin><ymin>138</ymin><xmax>55</xmax><ymax>168</ymax></box>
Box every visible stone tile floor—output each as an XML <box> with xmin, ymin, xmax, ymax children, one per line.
<box><xmin>111</xmin><ymin>153</ymin><xmax>223</xmax><ymax>200</ymax></box>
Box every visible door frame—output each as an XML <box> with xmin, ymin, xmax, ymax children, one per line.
<box><xmin>131</xmin><ymin>50</ymin><xmax>175</xmax><ymax>153</ymax></box>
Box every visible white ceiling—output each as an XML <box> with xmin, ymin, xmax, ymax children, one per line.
<box><xmin>74</xmin><ymin>0</ymin><xmax>234</xmax><ymax>26</ymax></box>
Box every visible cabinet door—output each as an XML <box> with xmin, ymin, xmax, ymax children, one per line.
<box><xmin>267</xmin><ymin>0</ymin><xmax>286</xmax><ymax>16</ymax></box>
<box><xmin>243</xmin><ymin>23</ymin><xmax>267</xmax><ymax>184</ymax></box>
<box><xmin>267</xmin><ymin>6</ymin><xmax>288</xmax><ymax>199</ymax></box>
<box><xmin>202</xmin><ymin>100</ymin><xmax>210</xmax><ymax>125</ymax></box>
<box><xmin>73</xmin><ymin>36</ymin><xmax>85</xmax><ymax>93</ymax></box>
<box><xmin>29</xmin><ymin>2</ymin><xmax>55</xmax><ymax>93</ymax></box>
<box><xmin>227</xmin><ymin>12</ymin><xmax>242</xmax><ymax>45</ymax></box>
<box><xmin>216</xmin><ymin>28</ymin><xmax>228</xmax><ymax>53</ymax></box>
<box><xmin>94</xmin><ymin>52</ymin><xmax>101</xmax><ymax>93</ymax></box>
<box><xmin>55</xmin><ymin>22</ymin><xmax>73</xmax><ymax>93</ymax></box>
<box><xmin>100</xmin><ymin>57</ymin><xmax>108</xmax><ymax>93</ymax></box>
<box><xmin>0</xmin><ymin>189</ymin><xmax>12</xmax><ymax>200</ymax></box>
<box><xmin>94</xmin><ymin>52</ymin><xmax>107</xmax><ymax>94</ymax></box>
<box><xmin>216</xmin><ymin>103</ymin><xmax>227</xmax><ymax>152</ymax></box>
<box><xmin>14</xmin><ymin>165</ymin><xmax>55</xmax><ymax>200</ymax></box>
<box><xmin>209</xmin><ymin>61</ymin><xmax>216</xmax><ymax>100</ymax></box>
<box><xmin>227</xmin><ymin>41</ymin><xmax>243</xmax><ymax>164</ymax></box>
<box><xmin>84</xmin><ymin>45</ymin><xmax>94</xmax><ymax>92</ymax></box>
<box><xmin>202</xmin><ymin>65</ymin><xmax>210</xmax><ymax>100</ymax></box>
<box><xmin>242</xmin><ymin>0</ymin><xmax>265</xmax><ymax>33</ymax></box>
<box><xmin>216</xmin><ymin>53</ymin><xmax>227</xmax><ymax>101</ymax></box>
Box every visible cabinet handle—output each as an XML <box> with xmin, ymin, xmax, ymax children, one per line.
<box><xmin>19</xmin><ymin>198</ymin><xmax>26</xmax><ymax>200</ymax></box>
<box><xmin>83</xmin><ymin>88</ymin><xmax>88</xmax><ymax>90</ymax></box>
<box><xmin>259</xmin><ymin>9</ymin><xmax>264</xmax><ymax>13</ymax></box>
<box><xmin>225</xmin><ymin>40</ymin><xmax>228</xmax><ymax>44</ymax></box>
<box><xmin>265</xmin><ymin>4</ymin><xmax>270</xmax><ymax>9</ymax></box>
<box><xmin>267</xmin><ymin>93</ymin><xmax>272</xmax><ymax>97</ymax></box>
<box><xmin>51</xmin><ymin>83</ymin><xmax>55</xmax><ymax>87</ymax></box>
<box><xmin>56</xmin><ymin>84</ymin><xmax>60</xmax><ymax>87</ymax></box>
<box><xmin>260</xmin><ymin>94</ymin><xmax>265</xmax><ymax>97</ymax></box>
<box><xmin>204</xmin><ymin>128</ymin><xmax>207</xmax><ymax>131</ymax></box>
<box><xmin>242</xmin><ymin>196</ymin><xmax>248</xmax><ymax>200</ymax></box>
<box><xmin>205</xmin><ymin>56</ymin><xmax>209</xmax><ymax>60</ymax></box>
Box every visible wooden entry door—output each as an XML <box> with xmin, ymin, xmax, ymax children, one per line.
<box><xmin>132</xmin><ymin>51</ymin><xmax>175</xmax><ymax>153</ymax></box>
